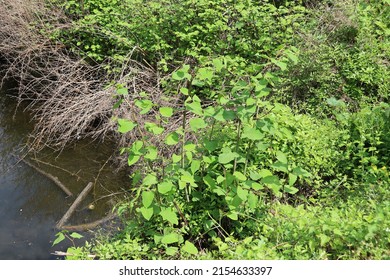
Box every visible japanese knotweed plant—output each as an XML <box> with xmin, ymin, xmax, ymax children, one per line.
<box><xmin>115</xmin><ymin>57</ymin><xmax>310</xmax><ymax>257</ymax></box>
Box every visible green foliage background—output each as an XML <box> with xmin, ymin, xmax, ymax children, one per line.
<box><xmin>46</xmin><ymin>0</ymin><xmax>390</xmax><ymax>259</ymax></box>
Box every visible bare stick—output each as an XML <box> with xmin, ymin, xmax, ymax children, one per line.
<box><xmin>56</xmin><ymin>182</ymin><xmax>93</xmax><ymax>229</ymax></box>
<box><xmin>18</xmin><ymin>155</ymin><xmax>73</xmax><ymax>196</ymax></box>
<box><xmin>60</xmin><ymin>212</ymin><xmax>117</xmax><ymax>231</ymax></box>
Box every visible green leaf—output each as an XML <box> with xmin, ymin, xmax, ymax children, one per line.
<box><xmin>284</xmin><ymin>185</ymin><xmax>299</xmax><ymax>194</ymax></box>
<box><xmin>144</xmin><ymin>146</ymin><xmax>158</xmax><ymax>160</ymax></box>
<box><xmin>180</xmin><ymin>87</ymin><xmax>189</xmax><ymax>95</ymax></box>
<box><xmin>145</xmin><ymin>122</ymin><xmax>164</xmax><ymax>135</ymax></box>
<box><xmin>212</xmin><ymin>58</ymin><xmax>224</xmax><ymax>72</ymax></box>
<box><xmin>142</xmin><ymin>174</ymin><xmax>158</xmax><ymax>186</ymax></box>
<box><xmin>185</xmin><ymin>96</ymin><xmax>203</xmax><ymax>116</ymax></box>
<box><xmin>158</xmin><ymin>181</ymin><xmax>174</xmax><ymax>194</ymax></box>
<box><xmin>189</xmin><ymin>118</ymin><xmax>207</xmax><ymax>132</ymax></box>
<box><xmin>276</xmin><ymin>151</ymin><xmax>288</xmax><ymax>164</ymax></box>
<box><xmin>242</xmin><ymin>126</ymin><xmax>264</xmax><ymax>140</ymax></box>
<box><xmin>166</xmin><ymin>247</ymin><xmax>178</xmax><ymax>256</ymax></box>
<box><xmin>191</xmin><ymin>160</ymin><xmax>201</xmax><ymax>174</ymax></box>
<box><xmin>165</xmin><ymin>132</ymin><xmax>180</xmax><ymax>145</ymax></box>
<box><xmin>319</xmin><ymin>234</ymin><xmax>331</xmax><ymax>246</ymax></box>
<box><xmin>197</xmin><ymin>67</ymin><xmax>213</xmax><ymax>82</ymax></box>
<box><xmin>172</xmin><ymin>153</ymin><xmax>181</xmax><ymax>163</ymax></box>
<box><xmin>160</xmin><ymin>207</ymin><xmax>179</xmax><ymax>225</ymax></box>
<box><xmin>116</xmin><ymin>87</ymin><xmax>128</xmax><ymax>95</ymax></box>
<box><xmin>172</xmin><ymin>65</ymin><xmax>191</xmax><ymax>81</ymax></box>
<box><xmin>135</xmin><ymin>99</ymin><xmax>153</xmax><ymax>114</ymax></box>
<box><xmin>117</xmin><ymin>119</ymin><xmax>137</xmax><ymax>133</ymax></box>
<box><xmin>218</xmin><ymin>148</ymin><xmax>238</xmax><ymax>164</ymax></box>
<box><xmin>293</xmin><ymin>167</ymin><xmax>311</xmax><ymax>177</ymax></box>
<box><xmin>288</xmin><ymin>173</ymin><xmax>298</xmax><ymax>186</ymax></box>
<box><xmin>142</xmin><ymin>191</ymin><xmax>155</xmax><ymax>208</ymax></box>
<box><xmin>159</xmin><ymin>107</ymin><xmax>173</xmax><ymax>117</ymax></box>
<box><xmin>258</xmin><ymin>169</ymin><xmax>273</xmax><ymax>178</ymax></box>
<box><xmin>227</xmin><ymin>212</ymin><xmax>238</xmax><ymax>220</ymax></box>
<box><xmin>237</xmin><ymin>186</ymin><xmax>249</xmax><ymax>201</ymax></box>
<box><xmin>69</xmin><ymin>232</ymin><xmax>83</xmax><ymax>239</ymax></box>
<box><xmin>127</xmin><ymin>153</ymin><xmax>141</xmax><ymax>166</ymax></box>
<box><xmin>244</xmin><ymin>180</ymin><xmax>264</xmax><ymax>190</ymax></box>
<box><xmin>271</xmin><ymin>161</ymin><xmax>289</xmax><ymax>173</ymax></box>
<box><xmin>140</xmin><ymin>207</ymin><xmax>153</xmax><ymax>220</ymax></box>
<box><xmin>52</xmin><ymin>232</ymin><xmax>65</xmax><ymax>246</ymax></box>
<box><xmin>161</xmin><ymin>233</ymin><xmax>180</xmax><ymax>244</ymax></box>
<box><xmin>233</xmin><ymin>171</ymin><xmax>247</xmax><ymax>181</ymax></box>
<box><xmin>181</xmin><ymin>241</ymin><xmax>198</xmax><ymax>255</ymax></box>
<box><xmin>247</xmin><ymin>192</ymin><xmax>258</xmax><ymax>209</ymax></box>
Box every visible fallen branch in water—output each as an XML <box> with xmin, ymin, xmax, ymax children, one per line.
<box><xmin>60</xmin><ymin>212</ymin><xmax>117</xmax><ymax>231</ymax></box>
<box><xmin>30</xmin><ymin>157</ymin><xmax>82</xmax><ymax>181</ymax></box>
<box><xmin>56</xmin><ymin>182</ymin><xmax>93</xmax><ymax>229</ymax></box>
<box><xmin>17</xmin><ymin>155</ymin><xmax>73</xmax><ymax>197</ymax></box>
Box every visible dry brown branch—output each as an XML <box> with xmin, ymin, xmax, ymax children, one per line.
<box><xmin>16</xmin><ymin>154</ymin><xmax>73</xmax><ymax>196</ymax></box>
<box><xmin>60</xmin><ymin>212</ymin><xmax>117</xmax><ymax>232</ymax></box>
<box><xmin>0</xmin><ymin>0</ymin><xmax>190</xmax><ymax>171</ymax></box>
<box><xmin>56</xmin><ymin>182</ymin><xmax>94</xmax><ymax>229</ymax></box>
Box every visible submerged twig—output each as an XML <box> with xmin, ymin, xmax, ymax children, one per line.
<box><xmin>16</xmin><ymin>154</ymin><xmax>73</xmax><ymax>196</ymax></box>
<box><xmin>56</xmin><ymin>182</ymin><xmax>93</xmax><ymax>229</ymax></box>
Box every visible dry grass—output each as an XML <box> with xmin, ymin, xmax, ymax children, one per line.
<box><xmin>0</xmin><ymin>0</ymin><xmax>185</xmax><ymax>168</ymax></box>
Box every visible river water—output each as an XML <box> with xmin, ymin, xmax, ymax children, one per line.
<box><xmin>0</xmin><ymin>80</ymin><xmax>127</xmax><ymax>259</ymax></box>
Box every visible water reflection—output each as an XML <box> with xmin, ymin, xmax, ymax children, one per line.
<box><xmin>0</xmin><ymin>81</ymin><xmax>127</xmax><ymax>259</ymax></box>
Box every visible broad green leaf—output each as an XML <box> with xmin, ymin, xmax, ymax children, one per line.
<box><xmin>165</xmin><ymin>132</ymin><xmax>180</xmax><ymax>145</ymax></box>
<box><xmin>161</xmin><ymin>233</ymin><xmax>180</xmax><ymax>244</ymax></box>
<box><xmin>160</xmin><ymin>207</ymin><xmax>179</xmax><ymax>225</ymax></box>
<box><xmin>203</xmin><ymin>140</ymin><xmax>218</xmax><ymax>152</ymax></box>
<box><xmin>131</xmin><ymin>140</ymin><xmax>143</xmax><ymax>152</ymax></box>
<box><xmin>319</xmin><ymin>234</ymin><xmax>331</xmax><ymax>246</ymax></box>
<box><xmin>244</xmin><ymin>180</ymin><xmax>264</xmax><ymax>190</ymax></box>
<box><xmin>166</xmin><ymin>247</ymin><xmax>178</xmax><ymax>256</ymax></box>
<box><xmin>52</xmin><ymin>232</ymin><xmax>65</xmax><ymax>246</ymax></box>
<box><xmin>247</xmin><ymin>192</ymin><xmax>258</xmax><ymax>209</ymax></box>
<box><xmin>212</xmin><ymin>58</ymin><xmax>224</xmax><ymax>72</ymax></box>
<box><xmin>144</xmin><ymin>146</ymin><xmax>158</xmax><ymax>160</ymax></box>
<box><xmin>181</xmin><ymin>241</ymin><xmax>198</xmax><ymax>255</ymax></box>
<box><xmin>197</xmin><ymin>67</ymin><xmax>213</xmax><ymax>82</ymax></box>
<box><xmin>184</xmin><ymin>143</ymin><xmax>196</xmax><ymax>152</ymax></box>
<box><xmin>227</xmin><ymin>212</ymin><xmax>238</xmax><ymax>220</ymax></box>
<box><xmin>191</xmin><ymin>160</ymin><xmax>201</xmax><ymax>174</ymax></box>
<box><xmin>116</xmin><ymin>87</ymin><xmax>128</xmax><ymax>95</ymax></box>
<box><xmin>293</xmin><ymin>167</ymin><xmax>311</xmax><ymax>177</ymax></box>
<box><xmin>233</xmin><ymin>171</ymin><xmax>247</xmax><ymax>181</ymax></box>
<box><xmin>289</xmin><ymin>173</ymin><xmax>298</xmax><ymax>186</ymax></box>
<box><xmin>145</xmin><ymin>122</ymin><xmax>164</xmax><ymax>135</ymax></box>
<box><xmin>237</xmin><ymin>186</ymin><xmax>249</xmax><ymax>201</ymax></box>
<box><xmin>189</xmin><ymin>118</ymin><xmax>207</xmax><ymax>132</ymax></box>
<box><xmin>172</xmin><ymin>65</ymin><xmax>191</xmax><ymax>81</ymax></box>
<box><xmin>218</xmin><ymin>148</ymin><xmax>238</xmax><ymax>164</ymax></box>
<box><xmin>172</xmin><ymin>153</ymin><xmax>181</xmax><ymax>163</ymax></box>
<box><xmin>69</xmin><ymin>232</ymin><xmax>83</xmax><ymax>239</ymax></box>
<box><xmin>271</xmin><ymin>161</ymin><xmax>289</xmax><ymax>173</ymax></box>
<box><xmin>276</xmin><ymin>151</ymin><xmax>288</xmax><ymax>164</ymax></box>
<box><xmin>242</xmin><ymin>126</ymin><xmax>264</xmax><ymax>140</ymax></box>
<box><xmin>185</xmin><ymin>96</ymin><xmax>203</xmax><ymax>116</ymax></box>
<box><xmin>142</xmin><ymin>174</ymin><xmax>158</xmax><ymax>186</ymax></box>
<box><xmin>258</xmin><ymin>169</ymin><xmax>273</xmax><ymax>178</ymax></box>
<box><xmin>180</xmin><ymin>171</ymin><xmax>195</xmax><ymax>185</ymax></box>
<box><xmin>203</xmin><ymin>175</ymin><xmax>216</xmax><ymax>188</ymax></box>
<box><xmin>142</xmin><ymin>191</ymin><xmax>155</xmax><ymax>208</ymax></box>
<box><xmin>117</xmin><ymin>119</ymin><xmax>137</xmax><ymax>133</ymax></box>
<box><xmin>284</xmin><ymin>185</ymin><xmax>299</xmax><ymax>194</ymax></box>
<box><xmin>135</xmin><ymin>99</ymin><xmax>153</xmax><ymax>114</ymax></box>
<box><xmin>140</xmin><ymin>207</ymin><xmax>153</xmax><ymax>220</ymax></box>
<box><xmin>180</xmin><ymin>87</ymin><xmax>189</xmax><ymax>95</ymax></box>
<box><xmin>159</xmin><ymin>107</ymin><xmax>173</xmax><ymax>117</ymax></box>
<box><xmin>213</xmin><ymin>108</ymin><xmax>236</xmax><ymax>122</ymax></box>
<box><xmin>127</xmin><ymin>153</ymin><xmax>141</xmax><ymax>166</ymax></box>
<box><xmin>158</xmin><ymin>181</ymin><xmax>174</xmax><ymax>194</ymax></box>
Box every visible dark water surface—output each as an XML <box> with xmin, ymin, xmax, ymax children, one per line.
<box><xmin>0</xmin><ymin>81</ymin><xmax>127</xmax><ymax>259</ymax></box>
